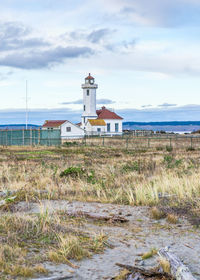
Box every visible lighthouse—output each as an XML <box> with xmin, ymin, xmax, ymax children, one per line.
<box><xmin>81</xmin><ymin>73</ymin><xmax>98</xmax><ymax>129</ymax></box>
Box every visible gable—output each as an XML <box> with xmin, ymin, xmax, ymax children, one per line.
<box><xmin>96</xmin><ymin>107</ymin><xmax>123</xmax><ymax>120</ymax></box>
<box><xmin>43</xmin><ymin>120</ymin><xmax>66</xmax><ymax>128</ymax></box>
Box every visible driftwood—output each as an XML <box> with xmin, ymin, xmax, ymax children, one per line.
<box><xmin>31</xmin><ymin>276</ymin><xmax>73</xmax><ymax>280</ymax></box>
<box><xmin>116</xmin><ymin>263</ymin><xmax>165</xmax><ymax>277</ymax></box>
<box><xmin>67</xmin><ymin>210</ymin><xmax>129</xmax><ymax>223</ymax></box>
<box><xmin>158</xmin><ymin>246</ymin><xmax>197</xmax><ymax>280</ymax></box>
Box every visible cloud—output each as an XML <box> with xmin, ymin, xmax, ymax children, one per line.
<box><xmin>158</xmin><ymin>103</ymin><xmax>177</xmax><ymax>107</ymax></box>
<box><xmin>62</xmin><ymin>99</ymin><xmax>83</xmax><ymax>105</ymax></box>
<box><xmin>0</xmin><ymin>21</ymin><xmax>95</xmax><ymax>69</ymax></box>
<box><xmin>0</xmin><ymin>46</ymin><xmax>93</xmax><ymax>69</ymax></box>
<box><xmin>97</xmin><ymin>99</ymin><xmax>116</xmax><ymax>104</ymax></box>
<box><xmin>118</xmin><ymin>104</ymin><xmax>200</xmax><ymax>121</ymax></box>
<box><xmin>61</xmin><ymin>98</ymin><xmax>115</xmax><ymax>105</ymax></box>
<box><xmin>0</xmin><ymin>21</ymin><xmax>50</xmax><ymax>51</ymax></box>
<box><xmin>87</xmin><ymin>29</ymin><xmax>111</xmax><ymax>43</ymax></box>
<box><xmin>64</xmin><ymin>28</ymin><xmax>114</xmax><ymax>46</ymax></box>
<box><xmin>0</xmin><ymin>70</ymin><xmax>13</xmax><ymax>81</ymax></box>
<box><xmin>141</xmin><ymin>104</ymin><xmax>152</xmax><ymax>108</ymax></box>
<box><xmin>98</xmin><ymin>0</ymin><xmax>200</xmax><ymax>27</ymax></box>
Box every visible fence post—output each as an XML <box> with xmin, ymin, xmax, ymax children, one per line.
<box><xmin>126</xmin><ymin>137</ymin><xmax>128</xmax><ymax>149</ymax></box>
<box><xmin>6</xmin><ymin>130</ymin><xmax>8</xmax><ymax>146</ymax></box>
<box><xmin>148</xmin><ymin>138</ymin><xmax>150</xmax><ymax>148</ymax></box>
<box><xmin>22</xmin><ymin>129</ymin><xmax>24</xmax><ymax>146</ymax></box>
<box><xmin>102</xmin><ymin>136</ymin><xmax>104</xmax><ymax>146</ymax></box>
<box><xmin>38</xmin><ymin>129</ymin><xmax>40</xmax><ymax>146</ymax></box>
<box><xmin>191</xmin><ymin>137</ymin><xmax>193</xmax><ymax>149</ymax></box>
<box><xmin>169</xmin><ymin>138</ymin><xmax>172</xmax><ymax>148</ymax></box>
<box><xmin>30</xmin><ymin>129</ymin><xmax>32</xmax><ymax>146</ymax></box>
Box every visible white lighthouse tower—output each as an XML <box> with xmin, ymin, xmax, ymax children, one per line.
<box><xmin>81</xmin><ymin>73</ymin><xmax>98</xmax><ymax>129</ymax></box>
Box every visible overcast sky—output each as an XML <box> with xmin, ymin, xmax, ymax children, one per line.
<box><xmin>0</xmin><ymin>0</ymin><xmax>200</xmax><ymax>123</ymax></box>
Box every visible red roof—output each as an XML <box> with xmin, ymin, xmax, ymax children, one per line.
<box><xmin>85</xmin><ymin>73</ymin><xmax>94</xmax><ymax>80</ymax></box>
<box><xmin>96</xmin><ymin>106</ymin><xmax>123</xmax><ymax>120</ymax></box>
<box><xmin>42</xmin><ymin>120</ymin><xmax>66</xmax><ymax>128</ymax></box>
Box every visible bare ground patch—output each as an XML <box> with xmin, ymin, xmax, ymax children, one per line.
<box><xmin>4</xmin><ymin>199</ymin><xmax>199</xmax><ymax>280</ymax></box>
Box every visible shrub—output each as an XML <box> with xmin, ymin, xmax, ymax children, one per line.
<box><xmin>156</xmin><ymin>146</ymin><xmax>164</xmax><ymax>151</ymax></box>
<box><xmin>60</xmin><ymin>166</ymin><xmax>85</xmax><ymax>178</ymax></box>
<box><xmin>163</xmin><ymin>155</ymin><xmax>173</xmax><ymax>168</ymax></box>
<box><xmin>163</xmin><ymin>155</ymin><xmax>182</xmax><ymax>169</ymax></box>
<box><xmin>166</xmin><ymin>145</ymin><xmax>173</xmax><ymax>152</ymax></box>
<box><xmin>122</xmin><ymin>161</ymin><xmax>139</xmax><ymax>173</ymax></box>
<box><xmin>63</xmin><ymin>141</ymin><xmax>78</xmax><ymax>147</ymax></box>
<box><xmin>87</xmin><ymin>170</ymin><xmax>96</xmax><ymax>184</ymax></box>
<box><xmin>186</xmin><ymin>147</ymin><xmax>195</xmax><ymax>151</ymax></box>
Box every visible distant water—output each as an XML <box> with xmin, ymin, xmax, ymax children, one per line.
<box><xmin>123</xmin><ymin>122</ymin><xmax>200</xmax><ymax>134</ymax></box>
<box><xmin>0</xmin><ymin>124</ymin><xmax>41</xmax><ymax>130</ymax></box>
<box><xmin>166</xmin><ymin>131</ymin><xmax>192</xmax><ymax>134</ymax></box>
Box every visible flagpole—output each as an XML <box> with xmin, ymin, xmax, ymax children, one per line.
<box><xmin>26</xmin><ymin>80</ymin><xmax>28</xmax><ymax>130</ymax></box>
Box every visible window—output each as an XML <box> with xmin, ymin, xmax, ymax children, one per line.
<box><xmin>107</xmin><ymin>123</ymin><xmax>110</xmax><ymax>132</ymax></box>
<box><xmin>87</xmin><ymin>90</ymin><xmax>89</xmax><ymax>96</ymax></box>
<box><xmin>97</xmin><ymin>128</ymin><xmax>101</xmax><ymax>132</ymax></box>
<box><xmin>115</xmin><ymin>123</ymin><xmax>119</xmax><ymax>132</ymax></box>
<box><xmin>84</xmin><ymin>105</ymin><xmax>86</xmax><ymax>111</ymax></box>
<box><xmin>66</xmin><ymin>127</ymin><xmax>71</xmax><ymax>132</ymax></box>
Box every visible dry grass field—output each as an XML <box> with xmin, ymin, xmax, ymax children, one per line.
<box><xmin>0</xmin><ymin>141</ymin><xmax>200</xmax><ymax>279</ymax></box>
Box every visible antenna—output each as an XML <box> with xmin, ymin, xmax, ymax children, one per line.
<box><xmin>26</xmin><ymin>80</ymin><xmax>28</xmax><ymax>130</ymax></box>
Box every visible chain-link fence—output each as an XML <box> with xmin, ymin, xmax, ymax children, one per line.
<box><xmin>0</xmin><ymin>129</ymin><xmax>61</xmax><ymax>146</ymax></box>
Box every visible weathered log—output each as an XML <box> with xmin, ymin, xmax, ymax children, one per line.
<box><xmin>116</xmin><ymin>263</ymin><xmax>165</xmax><ymax>277</ymax></box>
<box><xmin>67</xmin><ymin>210</ymin><xmax>129</xmax><ymax>223</ymax></box>
<box><xmin>158</xmin><ymin>246</ymin><xmax>197</xmax><ymax>280</ymax></box>
<box><xmin>31</xmin><ymin>275</ymin><xmax>73</xmax><ymax>280</ymax></box>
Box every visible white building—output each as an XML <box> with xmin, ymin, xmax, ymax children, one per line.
<box><xmin>42</xmin><ymin>120</ymin><xmax>84</xmax><ymax>139</ymax></box>
<box><xmin>81</xmin><ymin>74</ymin><xmax>123</xmax><ymax>135</ymax></box>
<box><xmin>42</xmin><ymin>74</ymin><xmax>123</xmax><ymax>138</ymax></box>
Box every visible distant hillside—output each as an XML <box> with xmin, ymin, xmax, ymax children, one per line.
<box><xmin>123</xmin><ymin>121</ymin><xmax>200</xmax><ymax>133</ymax></box>
<box><xmin>0</xmin><ymin>124</ymin><xmax>41</xmax><ymax>130</ymax></box>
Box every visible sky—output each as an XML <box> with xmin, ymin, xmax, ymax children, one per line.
<box><xmin>0</xmin><ymin>0</ymin><xmax>200</xmax><ymax>124</ymax></box>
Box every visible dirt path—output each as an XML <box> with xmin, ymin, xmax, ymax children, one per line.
<box><xmin>17</xmin><ymin>200</ymin><xmax>200</xmax><ymax>280</ymax></box>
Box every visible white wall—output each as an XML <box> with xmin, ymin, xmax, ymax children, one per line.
<box><xmin>86</xmin><ymin>122</ymin><xmax>106</xmax><ymax>135</ymax></box>
<box><xmin>61</xmin><ymin>121</ymin><xmax>84</xmax><ymax>139</ymax></box>
<box><xmin>103</xmin><ymin>119</ymin><xmax>123</xmax><ymax>135</ymax></box>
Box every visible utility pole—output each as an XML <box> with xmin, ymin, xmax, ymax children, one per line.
<box><xmin>26</xmin><ymin>80</ymin><xmax>28</xmax><ymax>130</ymax></box>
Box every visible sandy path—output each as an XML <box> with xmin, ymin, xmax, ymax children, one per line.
<box><xmin>16</xmin><ymin>200</ymin><xmax>200</xmax><ymax>280</ymax></box>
